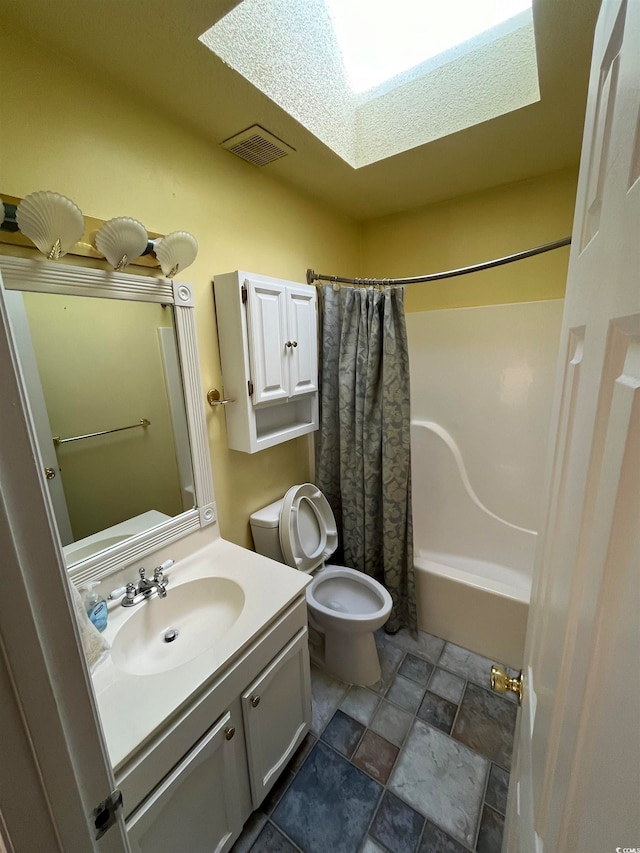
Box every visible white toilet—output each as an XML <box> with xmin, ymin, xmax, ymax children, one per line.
<box><xmin>250</xmin><ymin>483</ymin><xmax>392</xmax><ymax>686</ymax></box>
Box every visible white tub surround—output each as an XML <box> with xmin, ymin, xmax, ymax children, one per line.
<box><xmin>92</xmin><ymin>536</ymin><xmax>312</xmax><ymax>842</ymax></box>
<box><xmin>406</xmin><ymin>300</ymin><xmax>563</xmax><ymax>532</ymax></box>
<box><xmin>411</xmin><ymin>421</ymin><xmax>536</xmax><ymax>668</ymax></box>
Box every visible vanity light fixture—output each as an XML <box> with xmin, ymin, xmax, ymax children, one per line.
<box><xmin>153</xmin><ymin>231</ymin><xmax>198</xmax><ymax>277</ymax></box>
<box><xmin>15</xmin><ymin>190</ymin><xmax>84</xmax><ymax>260</ymax></box>
<box><xmin>94</xmin><ymin>216</ymin><xmax>149</xmax><ymax>271</ymax></box>
<box><xmin>1</xmin><ymin>191</ymin><xmax>198</xmax><ymax>273</ymax></box>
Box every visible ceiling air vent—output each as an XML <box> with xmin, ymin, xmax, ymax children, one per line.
<box><xmin>220</xmin><ymin>125</ymin><xmax>295</xmax><ymax>167</ymax></box>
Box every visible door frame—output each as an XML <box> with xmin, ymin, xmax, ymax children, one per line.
<box><xmin>0</xmin><ymin>274</ymin><xmax>130</xmax><ymax>852</ymax></box>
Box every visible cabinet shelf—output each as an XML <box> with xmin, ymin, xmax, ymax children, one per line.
<box><xmin>214</xmin><ymin>271</ymin><xmax>319</xmax><ymax>454</ymax></box>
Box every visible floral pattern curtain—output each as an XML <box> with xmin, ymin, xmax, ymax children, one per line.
<box><xmin>316</xmin><ymin>284</ymin><xmax>417</xmax><ymax>633</ymax></box>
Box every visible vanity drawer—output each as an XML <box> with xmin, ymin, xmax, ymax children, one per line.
<box><xmin>117</xmin><ymin>595</ymin><xmax>307</xmax><ymax>818</ymax></box>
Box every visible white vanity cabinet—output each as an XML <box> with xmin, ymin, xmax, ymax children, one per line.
<box><xmin>242</xmin><ymin>629</ymin><xmax>311</xmax><ymax>804</ymax></box>
<box><xmin>126</xmin><ymin>709</ymin><xmax>244</xmax><ymax>853</ymax></box>
<box><xmin>214</xmin><ymin>270</ymin><xmax>318</xmax><ymax>453</ymax></box>
<box><xmin>118</xmin><ymin>598</ymin><xmax>311</xmax><ymax>852</ymax></box>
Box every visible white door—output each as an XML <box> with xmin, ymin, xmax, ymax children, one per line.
<box><xmin>505</xmin><ymin>1</ymin><xmax>640</xmax><ymax>851</ymax></box>
<box><xmin>246</xmin><ymin>278</ymin><xmax>289</xmax><ymax>405</ymax></box>
<box><xmin>0</xmin><ymin>273</ymin><xmax>130</xmax><ymax>851</ymax></box>
<box><xmin>287</xmin><ymin>286</ymin><xmax>318</xmax><ymax>398</ymax></box>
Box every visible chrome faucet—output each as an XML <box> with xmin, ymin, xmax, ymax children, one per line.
<box><xmin>138</xmin><ymin>566</ymin><xmax>168</xmax><ymax>597</ymax></box>
<box><xmin>121</xmin><ymin>561</ymin><xmax>172</xmax><ymax>607</ymax></box>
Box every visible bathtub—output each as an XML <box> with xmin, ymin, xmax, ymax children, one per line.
<box><xmin>411</xmin><ymin>421</ymin><xmax>536</xmax><ymax>668</ymax></box>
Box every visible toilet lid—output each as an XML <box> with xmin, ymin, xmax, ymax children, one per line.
<box><xmin>279</xmin><ymin>484</ymin><xmax>338</xmax><ymax>573</ymax></box>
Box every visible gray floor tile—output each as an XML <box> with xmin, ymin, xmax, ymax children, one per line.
<box><xmin>251</xmin><ymin>821</ymin><xmax>299</xmax><ymax>852</ymax></box>
<box><xmin>370</xmin><ymin>791</ymin><xmax>425</xmax><ymax>853</ymax></box>
<box><xmin>273</xmin><ymin>742</ymin><xmax>382</xmax><ymax>853</ymax></box>
<box><xmin>476</xmin><ymin>805</ymin><xmax>505</xmax><ymax>853</ymax></box>
<box><xmin>370</xmin><ymin>635</ymin><xmax>404</xmax><ymax>694</ymax></box>
<box><xmin>353</xmin><ymin>730</ymin><xmax>399</xmax><ymax>785</ymax></box>
<box><xmin>418</xmin><ymin>821</ymin><xmax>469</xmax><ymax>853</ymax></box>
<box><xmin>310</xmin><ymin>665</ymin><xmax>350</xmax><ymax>735</ymax></box>
<box><xmin>370</xmin><ymin>699</ymin><xmax>414</xmax><ymax>747</ymax></box>
<box><xmin>438</xmin><ymin>643</ymin><xmax>496</xmax><ymax>689</ymax></box>
<box><xmin>360</xmin><ymin>839</ymin><xmax>387</xmax><ymax>853</ymax></box>
<box><xmin>416</xmin><ymin>691</ymin><xmax>458</xmax><ymax>734</ymax></box>
<box><xmin>399</xmin><ymin>653</ymin><xmax>435</xmax><ymax>686</ymax></box>
<box><xmin>428</xmin><ymin>668</ymin><xmax>465</xmax><ymax>705</ymax></box>
<box><xmin>321</xmin><ymin>710</ymin><xmax>366</xmax><ymax>759</ymax></box>
<box><xmin>385</xmin><ymin>673</ymin><xmax>426</xmax><ymax>713</ymax></box>
<box><xmin>231</xmin><ymin>810</ymin><xmax>268</xmax><ymax>853</ymax></box>
<box><xmin>452</xmin><ymin>683</ymin><xmax>517</xmax><ymax>770</ymax></box>
<box><xmin>389</xmin><ymin>718</ymin><xmax>488</xmax><ymax>849</ymax></box>
<box><xmin>382</xmin><ymin>629</ymin><xmax>446</xmax><ymax>663</ymax></box>
<box><xmin>340</xmin><ymin>685</ymin><xmax>381</xmax><ymax>726</ymax></box>
<box><xmin>485</xmin><ymin>764</ymin><xmax>510</xmax><ymax>815</ymax></box>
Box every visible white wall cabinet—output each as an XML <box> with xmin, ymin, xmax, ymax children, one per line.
<box><xmin>121</xmin><ymin>601</ymin><xmax>311</xmax><ymax>852</ymax></box>
<box><xmin>215</xmin><ymin>270</ymin><xmax>318</xmax><ymax>453</ymax></box>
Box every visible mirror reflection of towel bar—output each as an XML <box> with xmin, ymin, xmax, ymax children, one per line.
<box><xmin>52</xmin><ymin>418</ymin><xmax>150</xmax><ymax>447</ymax></box>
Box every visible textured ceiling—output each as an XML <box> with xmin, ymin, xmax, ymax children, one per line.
<box><xmin>0</xmin><ymin>0</ymin><xmax>600</xmax><ymax>220</ymax></box>
<box><xmin>201</xmin><ymin>2</ymin><xmax>539</xmax><ymax>168</ymax></box>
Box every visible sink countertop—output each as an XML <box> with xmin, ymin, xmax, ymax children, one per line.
<box><xmin>92</xmin><ymin>538</ymin><xmax>310</xmax><ymax>771</ymax></box>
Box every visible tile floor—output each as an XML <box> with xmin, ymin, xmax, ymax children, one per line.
<box><xmin>232</xmin><ymin>630</ymin><xmax>517</xmax><ymax>853</ymax></box>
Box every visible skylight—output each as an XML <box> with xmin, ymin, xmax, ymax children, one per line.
<box><xmin>199</xmin><ymin>0</ymin><xmax>540</xmax><ymax>169</ymax></box>
<box><xmin>324</xmin><ymin>0</ymin><xmax>533</xmax><ymax>94</ymax></box>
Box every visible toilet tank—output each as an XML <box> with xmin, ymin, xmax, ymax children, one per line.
<box><xmin>249</xmin><ymin>498</ymin><xmax>287</xmax><ymax>564</ymax></box>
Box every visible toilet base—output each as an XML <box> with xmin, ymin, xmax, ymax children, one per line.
<box><xmin>323</xmin><ymin>629</ymin><xmax>381</xmax><ymax>686</ymax></box>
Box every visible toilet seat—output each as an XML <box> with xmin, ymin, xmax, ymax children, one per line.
<box><xmin>307</xmin><ymin>566</ymin><xmax>392</xmax><ymax>625</ymax></box>
<box><xmin>279</xmin><ymin>483</ymin><xmax>338</xmax><ymax>573</ymax></box>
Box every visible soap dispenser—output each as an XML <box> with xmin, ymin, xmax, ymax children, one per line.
<box><xmin>82</xmin><ymin>582</ymin><xmax>108</xmax><ymax>633</ymax></box>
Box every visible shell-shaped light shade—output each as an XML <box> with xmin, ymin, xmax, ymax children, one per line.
<box><xmin>16</xmin><ymin>191</ymin><xmax>84</xmax><ymax>260</ymax></box>
<box><xmin>154</xmin><ymin>231</ymin><xmax>198</xmax><ymax>277</ymax></box>
<box><xmin>94</xmin><ymin>217</ymin><xmax>148</xmax><ymax>270</ymax></box>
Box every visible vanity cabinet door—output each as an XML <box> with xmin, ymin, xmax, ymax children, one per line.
<box><xmin>126</xmin><ymin>710</ymin><xmax>243</xmax><ymax>853</ymax></box>
<box><xmin>246</xmin><ymin>278</ymin><xmax>289</xmax><ymax>406</ymax></box>
<box><xmin>241</xmin><ymin>628</ymin><xmax>312</xmax><ymax>807</ymax></box>
<box><xmin>286</xmin><ymin>285</ymin><xmax>318</xmax><ymax>399</ymax></box>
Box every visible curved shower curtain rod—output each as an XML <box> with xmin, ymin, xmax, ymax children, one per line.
<box><xmin>306</xmin><ymin>236</ymin><xmax>572</xmax><ymax>288</ymax></box>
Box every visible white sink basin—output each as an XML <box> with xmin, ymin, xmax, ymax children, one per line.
<box><xmin>111</xmin><ymin>578</ymin><xmax>245</xmax><ymax>676</ymax></box>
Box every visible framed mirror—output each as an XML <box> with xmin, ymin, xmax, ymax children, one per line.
<box><xmin>0</xmin><ymin>255</ymin><xmax>216</xmax><ymax>584</ymax></box>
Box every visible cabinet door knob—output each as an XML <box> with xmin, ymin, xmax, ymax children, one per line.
<box><xmin>291</xmin><ymin>340</ymin><xmax>298</xmax><ymax>347</ymax></box>
<box><xmin>285</xmin><ymin>340</ymin><xmax>292</xmax><ymax>348</ymax></box>
<box><xmin>44</xmin><ymin>467</ymin><xmax>56</xmax><ymax>480</ymax></box>
<box><xmin>250</xmin><ymin>695</ymin><xmax>261</xmax><ymax>707</ymax></box>
<box><xmin>224</xmin><ymin>726</ymin><xmax>236</xmax><ymax>740</ymax></box>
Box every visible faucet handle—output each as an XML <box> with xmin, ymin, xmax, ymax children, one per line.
<box><xmin>153</xmin><ymin>560</ymin><xmax>173</xmax><ymax>583</ymax></box>
<box><xmin>138</xmin><ymin>567</ymin><xmax>146</xmax><ymax>580</ymax></box>
<box><xmin>125</xmin><ymin>582</ymin><xmax>136</xmax><ymax>602</ymax></box>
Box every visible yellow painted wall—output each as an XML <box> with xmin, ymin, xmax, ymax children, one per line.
<box><xmin>360</xmin><ymin>169</ymin><xmax>578</xmax><ymax>312</ymax></box>
<box><xmin>23</xmin><ymin>292</ymin><xmax>183</xmax><ymax>540</ymax></box>
<box><xmin>0</xmin><ymin>24</ymin><xmax>360</xmax><ymax>548</ymax></box>
<box><xmin>0</xmin><ymin>23</ymin><xmax>580</xmax><ymax>549</ymax></box>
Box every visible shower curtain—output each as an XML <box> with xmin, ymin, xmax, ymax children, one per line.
<box><xmin>316</xmin><ymin>284</ymin><xmax>417</xmax><ymax>633</ymax></box>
